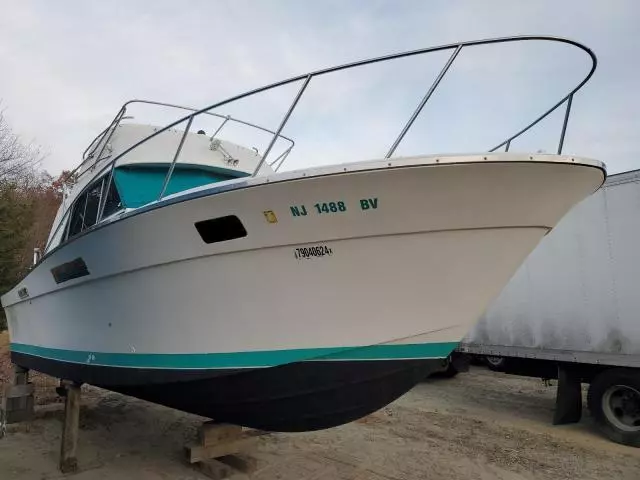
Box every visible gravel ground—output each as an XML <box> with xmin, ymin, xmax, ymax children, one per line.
<box><xmin>1</xmin><ymin>333</ymin><xmax>639</xmax><ymax>479</ymax></box>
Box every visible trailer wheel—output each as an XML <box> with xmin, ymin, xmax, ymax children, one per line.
<box><xmin>428</xmin><ymin>357</ymin><xmax>458</xmax><ymax>379</ymax></box>
<box><xmin>485</xmin><ymin>355</ymin><xmax>507</xmax><ymax>371</ymax></box>
<box><xmin>439</xmin><ymin>358</ymin><xmax>460</xmax><ymax>378</ymax></box>
<box><xmin>587</xmin><ymin>368</ymin><xmax>640</xmax><ymax>447</ymax></box>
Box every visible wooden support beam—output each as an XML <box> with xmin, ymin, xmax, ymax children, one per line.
<box><xmin>3</xmin><ymin>384</ymin><xmax>35</xmax><ymax>398</ymax></box>
<box><xmin>59</xmin><ymin>382</ymin><xmax>81</xmax><ymax>473</ymax></box>
<box><xmin>198</xmin><ymin>422</ymin><xmax>242</xmax><ymax>447</ymax></box>
<box><xmin>185</xmin><ymin>437</ymin><xmax>255</xmax><ymax>464</ymax></box>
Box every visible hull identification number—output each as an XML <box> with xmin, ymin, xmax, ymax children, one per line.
<box><xmin>294</xmin><ymin>245</ymin><xmax>333</xmax><ymax>260</ymax></box>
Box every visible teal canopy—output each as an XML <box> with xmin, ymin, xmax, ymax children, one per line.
<box><xmin>113</xmin><ymin>165</ymin><xmax>247</xmax><ymax>208</ymax></box>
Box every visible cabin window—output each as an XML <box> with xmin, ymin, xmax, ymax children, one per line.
<box><xmin>67</xmin><ymin>194</ymin><xmax>87</xmax><ymax>239</ymax></box>
<box><xmin>102</xmin><ymin>178</ymin><xmax>123</xmax><ymax>218</ymax></box>
<box><xmin>83</xmin><ymin>178</ymin><xmax>104</xmax><ymax>228</ymax></box>
<box><xmin>66</xmin><ymin>176</ymin><xmax>120</xmax><ymax>240</ymax></box>
<box><xmin>67</xmin><ymin>180</ymin><xmax>102</xmax><ymax>239</ymax></box>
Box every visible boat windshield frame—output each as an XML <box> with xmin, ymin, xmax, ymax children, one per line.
<box><xmin>45</xmin><ymin>35</ymin><xmax>597</xmax><ymax>255</ymax></box>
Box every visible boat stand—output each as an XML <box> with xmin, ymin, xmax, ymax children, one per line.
<box><xmin>184</xmin><ymin>421</ymin><xmax>258</xmax><ymax>479</ymax></box>
<box><xmin>0</xmin><ymin>364</ymin><xmax>35</xmax><ymax>435</ymax></box>
<box><xmin>58</xmin><ymin>380</ymin><xmax>81</xmax><ymax>473</ymax></box>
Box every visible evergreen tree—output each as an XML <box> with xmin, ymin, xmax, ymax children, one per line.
<box><xmin>0</xmin><ymin>183</ymin><xmax>35</xmax><ymax>329</ymax></box>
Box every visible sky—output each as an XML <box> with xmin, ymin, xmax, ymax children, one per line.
<box><xmin>0</xmin><ymin>0</ymin><xmax>638</xmax><ymax>175</ymax></box>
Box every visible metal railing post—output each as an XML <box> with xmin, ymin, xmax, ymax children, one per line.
<box><xmin>505</xmin><ymin>140</ymin><xmax>511</xmax><ymax>152</ymax></box>
<box><xmin>557</xmin><ymin>93</ymin><xmax>573</xmax><ymax>155</ymax></box>
<box><xmin>91</xmin><ymin>108</ymin><xmax>127</xmax><ymax>222</ymax></box>
<box><xmin>83</xmin><ymin>125</ymin><xmax>109</xmax><ymax>161</ymax></box>
<box><xmin>268</xmin><ymin>148</ymin><xmax>289</xmax><ymax>169</ymax></box>
<box><xmin>271</xmin><ymin>148</ymin><xmax>292</xmax><ymax>172</ymax></box>
<box><xmin>91</xmin><ymin>107</ymin><xmax>126</xmax><ymax>165</ymax></box>
<box><xmin>210</xmin><ymin>115</ymin><xmax>231</xmax><ymax>140</ymax></box>
<box><xmin>158</xmin><ymin>115</ymin><xmax>194</xmax><ymax>200</ymax></box>
<box><xmin>385</xmin><ymin>45</ymin><xmax>463</xmax><ymax>158</ymax></box>
<box><xmin>252</xmin><ymin>75</ymin><xmax>312</xmax><ymax>176</ymax></box>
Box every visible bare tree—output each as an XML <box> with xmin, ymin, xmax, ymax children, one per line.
<box><xmin>0</xmin><ymin>106</ymin><xmax>44</xmax><ymax>182</ymax></box>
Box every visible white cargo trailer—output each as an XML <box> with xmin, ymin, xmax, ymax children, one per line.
<box><xmin>457</xmin><ymin>169</ymin><xmax>640</xmax><ymax>446</ymax></box>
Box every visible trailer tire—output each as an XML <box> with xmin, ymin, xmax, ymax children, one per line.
<box><xmin>439</xmin><ymin>359</ymin><xmax>460</xmax><ymax>378</ymax></box>
<box><xmin>485</xmin><ymin>356</ymin><xmax>507</xmax><ymax>371</ymax></box>
<box><xmin>587</xmin><ymin>368</ymin><xmax>640</xmax><ymax>447</ymax></box>
<box><xmin>428</xmin><ymin>357</ymin><xmax>459</xmax><ymax>379</ymax></box>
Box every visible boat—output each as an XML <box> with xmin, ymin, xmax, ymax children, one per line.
<box><xmin>1</xmin><ymin>36</ymin><xmax>605</xmax><ymax>432</ymax></box>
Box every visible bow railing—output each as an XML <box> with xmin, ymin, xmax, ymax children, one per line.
<box><xmin>45</xmin><ymin>35</ymin><xmax>597</xmax><ymax>254</ymax></box>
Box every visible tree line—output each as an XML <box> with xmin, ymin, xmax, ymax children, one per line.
<box><xmin>0</xmin><ymin>109</ymin><xmax>66</xmax><ymax>330</ymax></box>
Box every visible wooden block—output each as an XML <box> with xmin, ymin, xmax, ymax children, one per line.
<box><xmin>3</xmin><ymin>383</ymin><xmax>35</xmax><ymax>398</ymax></box>
<box><xmin>219</xmin><ymin>454</ymin><xmax>258</xmax><ymax>473</ymax></box>
<box><xmin>185</xmin><ymin>437</ymin><xmax>256</xmax><ymax>464</ymax></box>
<box><xmin>2</xmin><ymin>394</ymin><xmax>34</xmax><ymax>424</ymax></box>
<box><xmin>199</xmin><ymin>422</ymin><xmax>242</xmax><ymax>447</ymax></box>
<box><xmin>194</xmin><ymin>458</ymin><xmax>234</xmax><ymax>480</ymax></box>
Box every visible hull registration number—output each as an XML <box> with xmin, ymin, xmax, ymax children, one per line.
<box><xmin>294</xmin><ymin>245</ymin><xmax>333</xmax><ymax>260</ymax></box>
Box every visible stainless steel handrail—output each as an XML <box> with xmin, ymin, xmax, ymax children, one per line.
<box><xmin>157</xmin><ymin>115</ymin><xmax>194</xmax><ymax>200</ymax></box>
<box><xmin>93</xmin><ymin>36</ymin><xmax>595</xmax><ymax>184</ymax></box>
<box><xmin>74</xmin><ymin>101</ymin><xmax>295</xmax><ymax>188</ymax></box>
<box><xmin>82</xmin><ymin>125</ymin><xmax>109</xmax><ymax>161</ymax></box>
<box><xmin>557</xmin><ymin>94</ymin><xmax>574</xmax><ymax>155</ymax></box>
<box><xmin>385</xmin><ymin>45</ymin><xmax>463</xmax><ymax>158</ymax></box>
<box><xmin>82</xmin><ymin>115</ymin><xmax>135</xmax><ymax>162</ymax></box>
<box><xmin>67</xmin><ymin>106</ymin><xmax>126</xmax><ymax>188</ymax></box>
<box><xmin>121</xmin><ymin>99</ymin><xmax>296</xmax><ymax>150</ymax></box>
<box><xmin>254</xmin><ymin>75</ymin><xmax>312</xmax><ymax>176</ymax></box>
<box><xmin>45</xmin><ymin>35</ymin><xmax>597</xmax><ymax>254</ymax></box>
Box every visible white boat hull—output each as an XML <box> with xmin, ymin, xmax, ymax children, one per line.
<box><xmin>1</xmin><ymin>154</ymin><xmax>605</xmax><ymax>430</ymax></box>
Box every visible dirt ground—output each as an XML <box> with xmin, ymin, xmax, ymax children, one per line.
<box><xmin>1</xmin><ymin>333</ymin><xmax>640</xmax><ymax>479</ymax></box>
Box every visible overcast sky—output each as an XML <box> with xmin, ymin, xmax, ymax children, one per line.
<box><xmin>0</xmin><ymin>1</ymin><xmax>638</xmax><ymax>175</ymax></box>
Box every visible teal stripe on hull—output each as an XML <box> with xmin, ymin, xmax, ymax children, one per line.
<box><xmin>10</xmin><ymin>341</ymin><xmax>458</xmax><ymax>370</ymax></box>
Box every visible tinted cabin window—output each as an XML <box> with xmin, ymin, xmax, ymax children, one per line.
<box><xmin>83</xmin><ymin>178</ymin><xmax>104</xmax><ymax>228</ymax></box>
<box><xmin>66</xmin><ymin>177</ymin><xmax>108</xmax><ymax>239</ymax></box>
<box><xmin>102</xmin><ymin>179</ymin><xmax>123</xmax><ymax>218</ymax></box>
<box><xmin>67</xmin><ymin>194</ymin><xmax>87</xmax><ymax>238</ymax></box>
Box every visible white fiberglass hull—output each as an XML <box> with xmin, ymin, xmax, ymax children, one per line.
<box><xmin>1</xmin><ymin>153</ymin><xmax>604</xmax><ymax>430</ymax></box>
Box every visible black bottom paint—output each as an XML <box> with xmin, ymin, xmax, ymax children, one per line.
<box><xmin>12</xmin><ymin>352</ymin><xmax>439</xmax><ymax>432</ymax></box>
